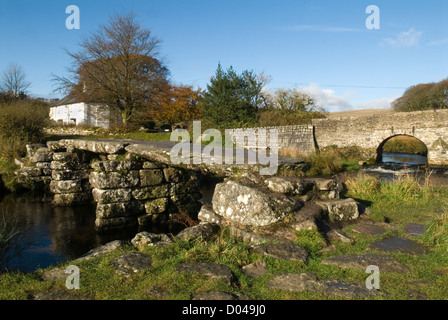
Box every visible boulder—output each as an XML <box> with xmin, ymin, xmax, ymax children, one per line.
<box><xmin>212</xmin><ymin>180</ymin><xmax>302</xmax><ymax>227</ymax></box>
<box><xmin>252</xmin><ymin>242</ymin><xmax>308</xmax><ymax>263</ymax></box>
<box><xmin>76</xmin><ymin>240</ymin><xmax>126</xmax><ymax>261</ymax></box>
<box><xmin>198</xmin><ymin>204</ymin><xmax>223</xmax><ymax>225</ymax></box>
<box><xmin>176</xmin><ymin>223</ymin><xmax>220</xmax><ymax>241</ymax></box>
<box><xmin>110</xmin><ymin>252</ymin><xmax>153</xmax><ymax>277</ymax></box>
<box><xmin>131</xmin><ymin>231</ymin><xmax>173</xmax><ymax>249</ymax></box>
<box><xmin>304</xmin><ymin>178</ymin><xmax>338</xmax><ymax>191</ymax></box>
<box><xmin>316</xmin><ymin>198</ymin><xmax>360</xmax><ymax>222</ymax></box>
<box><xmin>326</xmin><ymin>229</ymin><xmax>356</xmax><ymax>244</ymax></box>
<box><xmin>242</xmin><ymin>260</ymin><xmax>269</xmax><ymax>279</ymax></box>
<box><xmin>264</xmin><ymin>177</ymin><xmax>313</xmax><ymax>195</ymax></box>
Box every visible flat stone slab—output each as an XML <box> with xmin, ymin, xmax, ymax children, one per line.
<box><xmin>29</xmin><ymin>289</ymin><xmax>91</xmax><ymax>300</ymax></box>
<box><xmin>368</xmin><ymin>237</ymin><xmax>429</xmax><ymax>255</ymax></box>
<box><xmin>40</xmin><ymin>267</ymin><xmax>68</xmax><ymax>282</ymax></box>
<box><xmin>252</xmin><ymin>242</ymin><xmax>308</xmax><ymax>263</ymax></box>
<box><xmin>404</xmin><ymin>223</ymin><xmax>426</xmax><ymax>237</ymax></box>
<box><xmin>242</xmin><ymin>260</ymin><xmax>269</xmax><ymax>278</ymax></box>
<box><xmin>75</xmin><ymin>240</ymin><xmax>126</xmax><ymax>261</ymax></box>
<box><xmin>351</xmin><ymin>223</ymin><xmax>386</xmax><ymax>236</ymax></box>
<box><xmin>321</xmin><ymin>254</ymin><xmax>410</xmax><ymax>273</ymax></box>
<box><xmin>175</xmin><ymin>262</ymin><xmax>235</xmax><ymax>285</ymax></box>
<box><xmin>192</xmin><ymin>291</ymin><xmax>251</xmax><ymax>300</ymax></box>
<box><xmin>111</xmin><ymin>252</ymin><xmax>153</xmax><ymax>277</ymax></box>
<box><xmin>267</xmin><ymin>273</ymin><xmax>381</xmax><ymax>299</ymax></box>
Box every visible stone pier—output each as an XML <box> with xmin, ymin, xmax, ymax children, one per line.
<box><xmin>15</xmin><ymin>139</ymin><xmax>202</xmax><ymax>232</ymax></box>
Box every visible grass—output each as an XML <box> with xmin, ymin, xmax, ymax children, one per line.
<box><xmin>2</xmin><ymin>184</ymin><xmax>448</xmax><ymax>301</ymax></box>
<box><xmin>382</xmin><ymin>136</ymin><xmax>427</xmax><ymax>155</ymax></box>
<box><xmin>1</xmin><ymin>141</ymin><xmax>448</xmax><ymax>300</ymax></box>
<box><xmin>304</xmin><ymin>146</ymin><xmax>373</xmax><ymax>177</ymax></box>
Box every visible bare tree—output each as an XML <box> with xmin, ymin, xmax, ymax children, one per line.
<box><xmin>0</xmin><ymin>63</ymin><xmax>31</xmax><ymax>97</ymax></box>
<box><xmin>53</xmin><ymin>12</ymin><xmax>169</xmax><ymax>124</ymax></box>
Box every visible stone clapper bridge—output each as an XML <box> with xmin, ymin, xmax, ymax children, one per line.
<box><xmin>15</xmin><ymin>135</ymin><xmax>361</xmax><ymax>246</ymax></box>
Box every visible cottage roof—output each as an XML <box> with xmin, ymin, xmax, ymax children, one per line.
<box><xmin>50</xmin><ymin>96</ymin><xmax>82</xmax><ymax>107</ymax></box>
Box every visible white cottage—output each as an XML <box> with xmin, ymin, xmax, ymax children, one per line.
<box><xmin>49</xmin><ymin>96</ymin><xmax>121</xmax><ymax>129</ymax></box>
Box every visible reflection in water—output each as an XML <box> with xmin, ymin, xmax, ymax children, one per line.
<box><xmin>382</xmin><ymin>152</ymin><xmax>427</xmax><ymax>166</ymax></box>
<box><xmin>0</xmin><ymin>193</ymin><xmax>101</xmax><ymax>272</ymax></box>
<box><xmin>0</xmin><ymin>190</ymin><xmax>193</xmax><ymax>273</ymax></box>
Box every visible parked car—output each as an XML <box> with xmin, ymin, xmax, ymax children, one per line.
<box><xmin>159</xmin><ymin>124</ymin><xmax>172</xmax><ymax>132</ymax></box>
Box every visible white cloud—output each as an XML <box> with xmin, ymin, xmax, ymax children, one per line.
<box><xmin>382</xmin><ymin>28</ymin><xmax>422</xmax><ymax>47</ymax></box>
<box><xmin>301</xmin><ymin>83</ymin><xmax>352</xmax><ymax>111</ymax></box>
<box><xmin>353</xmin><ymin>96</ymin><xmax>398</xmax><ymax>110</ymax></box>
<box><xmin>298</xmin><ymin>83</ymin><xmax>397</xmax><ymax>112</ymax></box>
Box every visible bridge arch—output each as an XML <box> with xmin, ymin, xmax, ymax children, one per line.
<box><xmin>375</xmin><ymin>134</ymin><xmax>428</xmax><ymax>164</ymax></box>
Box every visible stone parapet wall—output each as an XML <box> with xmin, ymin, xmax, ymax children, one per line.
<box><xmin>227</xmin><ymin>125</ymin><xmax>316</xmax><ymax>156</ymax></box>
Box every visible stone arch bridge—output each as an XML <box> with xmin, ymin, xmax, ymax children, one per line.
<box><xmin>229</xmin><ymin>109</ymin><xmax>448</xmax><ymax>165</ymax></box>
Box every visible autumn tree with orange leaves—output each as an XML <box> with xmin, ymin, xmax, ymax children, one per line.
<box><xmin>149</xmin><ymin>85</ymin><xmax>202</xmax><ymax>126</ymax></box>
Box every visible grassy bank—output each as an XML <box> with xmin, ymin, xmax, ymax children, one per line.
<box><xmin>303</xmin><ymin>146</ymin><xmax>374</xmax><ymax>177</ymax></box>
<box><xmin>382</xmin><ymin>136</ymin><xmax>427</xmax><ymax>155</ymax></box>
<box><xmin>1</xmin><ymin>173</ymin><xmax>448</xmax><ymax>300</ymax></box>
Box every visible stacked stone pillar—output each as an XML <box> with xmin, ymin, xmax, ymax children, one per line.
<box><xmin>49</xmin><ymin>151</ymin><xmax>92</xmax><ymax>206</ymax></box>
<box><xmin>89</xmin><ymin>159</ymin><xmax>202</xmax><ymax>232</ymax></box>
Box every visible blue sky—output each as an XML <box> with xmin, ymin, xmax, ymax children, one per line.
<box><xmin>0</xmin><ymin>0</ymin><xmax>447</xmax><ymax>112</ymax></box>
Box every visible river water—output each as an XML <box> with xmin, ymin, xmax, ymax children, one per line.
<box><xmin>1</xmin><ymin>152</ymin><xmax>447</xmax><ymax>273</ymax></box>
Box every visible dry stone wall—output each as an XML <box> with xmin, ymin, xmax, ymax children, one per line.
<box><xmin>15</xmin><ymin>139</ymin><xmax>202</xmax><ymax>232</ymax></box>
